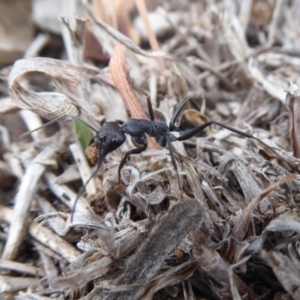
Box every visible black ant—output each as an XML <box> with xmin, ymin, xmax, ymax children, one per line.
<box><xmin>22</xmin><ymin>97</ymin><xmax>261</xmax><ymax>220</ymax></box>
<box><xmin>83</xmin><ymin>96</ymin><xmax>261</xmax><ymax>182</ymax></box>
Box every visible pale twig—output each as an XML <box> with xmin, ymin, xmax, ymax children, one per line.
<box><xmin>134</xmin><ymin>0</ymin><xmax>165</xmax><ymax>71</ymax></box>
<box><xmin>267</xmin><ymin>0</ymin><xmax>283</xmax><ymax>47</ymax></box>
<box><xmin>3</xmin><ymin>152</ymin><xmax>24</xmax><ymax>179</ymax></box>
<box><xmin>0</xmin><ymin>276</ymin><xmax>40</xmax><ymax>293</ymax></box>
<box><xmin>248</xmin><ymin>58</ymin><xmax>286</xmax><ymax>102</ymax></box>
<box><xmin>36</xmin><ymin>197</ymin><xmax>68</xmax><ymax>236</ymax></box>
<box><xmin>43</xmin><ymin>171</ymin><xmax>92</xmax><ymax>214</ymax></box>
<box><xmin>0</xmin><ymin>126</ymin><xmax>10</xmax><ymax>149</ymax></box>
<box><xmin>24</xmin><ymin>33</ymin><xmax>50</xmax><ymax>58</ymax></box>
<box><xmin>29</xmin><ymin>224</ymin><xmax>81</xmax><ymax>262</ymax></box>
<box><xmin>2</xmin><ymin>137</ymin><xmax>66</xmax><ymax>261</ymax></box>
<box><xmin>0</xmin><ymin>97</ymin><xmax>19</xmax><ymax>115</ymax></box>
<box><xmin>19</xmin><ymin>110</ymin><xmax>46</xmax><ymax>141</ymax></box>
<box><xmin>188</xmin><ymin>57</ymin><xmax>237</xmax><ymax>91</ymax></box>
<box><xmin>239</xmin><ymin>0</ymin><xmax>253</xmax><ymax>33</ymax></box>
<box><xmin>233</xmin><ymin>174</ymin><xmax>296</xmax><ymax>241</ymax></box>
<box><xmin>88</xmin><ymin>9</ymin><xmax>172</xmax><ymax>60</ymax></box>
<box><xmin>198</xmin><ymin>46</ymin><xmax>271</xmax><ymax>81</ymax></box>
<box><xmin>0</xmin><ymin>205</ymin><xmax>80</xmax><ymax>263</ymax></box>
<box><xmin>69</xmin><ymin>143</ymin><xmax>97</xmax><ymax>195</ymax></box>
<box><xmin>0</xmin><ymin>259</ymin><xmax>44</xmax><ymax>277</ymax></box>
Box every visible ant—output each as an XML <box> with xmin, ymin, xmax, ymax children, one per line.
<box><xmin>22</xmin><ymin>96</ymin><xmax>262</xmax><ymax>220</ymax></box>
<box><xmin>84</xmin><ymin>96</ymin><xmax>261</xmax><ymax>182</ymax></box>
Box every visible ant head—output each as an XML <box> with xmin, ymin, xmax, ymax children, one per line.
<box><xmin>85</xmin><ymin>121</ymin><xmax>126</xmax><ymax>165</ymax></box>
<box><xmin>74</xmin><ymin>121</ymin><xmax>126</xmax><ymax>223</ymax></box>
<box><xmin>179</xmin><ymin>109</ymin><xmax>212</xmax><ymax>137</ymax></box>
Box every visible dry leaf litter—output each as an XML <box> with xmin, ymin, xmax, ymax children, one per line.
<box><xmin>0</xmin><ymin>0</ymin><xmax>300</xmax><ymax>299</ymax></box>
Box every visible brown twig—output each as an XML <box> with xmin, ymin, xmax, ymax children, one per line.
<box><xmin>109</xmin><ymin>43</ymin><xmax>161</xmax><ymax>150</ymax></box>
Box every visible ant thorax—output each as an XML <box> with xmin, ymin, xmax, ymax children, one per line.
<box><xmin>121</xmin><ymin>119</ymin><xmax>175</xmax><ymax>147</ymax></box>
<box><xmin>121</xmin><ymin>119</ymin><xmax>169</xmax><ymax>137</ymax></box>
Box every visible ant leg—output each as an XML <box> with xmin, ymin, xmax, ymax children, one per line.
<box><xmin>169</xmin><ymin>97</ymin><xmax>200</xmax><ymax>131</ymax></box>
<box><xmin>118</xmin><ymin>143</ymin><xmax>148</xmax><ymax>181</ymax></box>
<box><xmin>177</xmin><ymin>122</ymin><xmax>213</xmax><ymax>141</ymax></box>
<box><xmin>177</xmin><ymin>120</ymin><xmax>261</xmax><ymax>143</ymax></box>
<box><xmin>71</xmin><ymin>144</ymin><xmax>104</xmax><ymax>222</ymax></box>
<box><xmin>146</xmin><ymin>96</ymin><xmax>155</xmax><ymax>121</ymax></box>
<box><xmin>167</xmin><ymin>137</ymin><xmax>180</xmax><ymax>186</ymax></box>
<box><xmin>135</xmin><ymin>89</ymin><xmax>155</xmax><ymax>121</ymax></box>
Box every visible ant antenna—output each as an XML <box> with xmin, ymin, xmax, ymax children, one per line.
<box><xmin>19</xmin><ymin>114</ymin><xmax>98</xmax><ymax>139</ymax></box>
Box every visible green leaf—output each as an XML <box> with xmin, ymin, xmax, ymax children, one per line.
<box><xmin>73</xmin><ymin>120</ymin><xmax>93</xmax><ymax>149</ymax></box>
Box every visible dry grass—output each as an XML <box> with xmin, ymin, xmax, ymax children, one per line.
<box><xmin>1</xmin><ymin>0</ymin><xmax>300</xmax><ymax>299</ymax></box>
